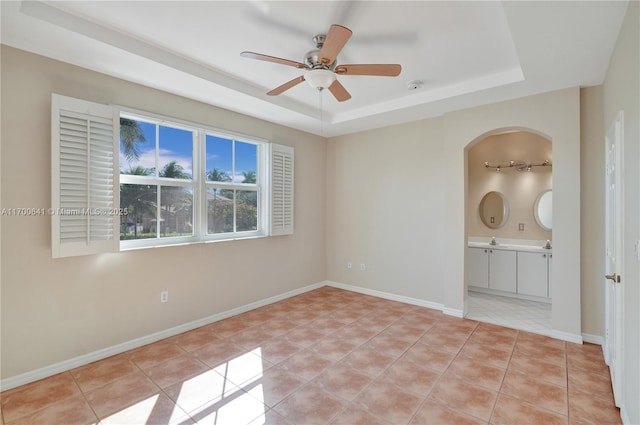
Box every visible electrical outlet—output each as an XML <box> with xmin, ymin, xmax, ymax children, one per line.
<box><xmin>347</xmin><ymin>261</ymin><xmax>352</xmax><ymax>269</ymax></box>
<box><xmin>519</xmin><ymin>223</ymin><xmax>525</xmax><ymax>231</ymax></box>
<box><xmin>160</xmin><ymin>291</ymin><xmax>169</xmax><ymax>303</ymax></box>
<box><xmin>360</xmin><ymin>263</ymin><xmax>366</xmax><ymax>271</ymax></box>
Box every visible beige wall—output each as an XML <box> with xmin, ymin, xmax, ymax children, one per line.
<box><xmin>602</xmin><ymin>1</ymin><xmax>640</xmax><ymax>423</ymax></box>
<box><xmin>468</xmin><ymin>132</ymin><xmax>552</xmax><ymax>240</ymax></box>
<box><xmin>0</xmin><ymin>46</ymin><xmax>327</xmax><ymax>379</ymax></box>
<box><xmin>326</xmin><ymin>119</ymin><xmax>445</xmax><ymax>303</ymax></box>
<box><xmin>442</xmin><ymin>88</ymin><xmax>582</xmax><ymax>337</ymax></box>
<box><xmin>326</xmin><ymin>88</ymin><xmax>582</xmax><ymax>338</ymax></box>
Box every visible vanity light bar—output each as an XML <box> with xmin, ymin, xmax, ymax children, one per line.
<box><xmin>484</xmin><ymin>159</ymin><xmax>551</xmax><ymax>172</ymax></box>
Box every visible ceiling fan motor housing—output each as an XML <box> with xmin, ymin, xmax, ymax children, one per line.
<box><xmin>305</xmin><ymin>34</ymin><xmax>336</xmax><ymax>70</ymax></box>
<box><xmin>305</xmin><ymin>49</ymin><xmax>336</xmax><ymax>70</ymax></box>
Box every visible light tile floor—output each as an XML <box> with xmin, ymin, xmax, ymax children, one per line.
<box><xmin>466</xmin><ymin>290</ymin><xmax>552</xmax><ymax>336</ymax></box>
<box><xmin>1</xmin><ymin>286</ymin><xmax>620</xmax><ymax>425</ymax></box>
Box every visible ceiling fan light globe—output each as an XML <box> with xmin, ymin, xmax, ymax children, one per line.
<box><xmin>305</xmin><ymin>69</ymin><xmax>336</xmax><ymax>90</ymax></box>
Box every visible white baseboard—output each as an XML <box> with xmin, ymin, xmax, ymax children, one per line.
<box><xmin>442</xmin><ymin>307</ymin><xmax>465</xmax><ymax>318</ymax></box>
<box><xmin>550</xmin><ymin>329</ymin><xmax>583</xmax><ymax>344</ymax></box>
<box><xmin>620</xmin><ymin>404</ymin><xmax>631</xmax><ymax>425</ymax></box>
<box><xmin>0</xmin><ymin>281</ymin><xmax>324</xmax><ymax>392</ymax></box>
<box><xmin>581</xmin><ymin>333</ymin><xmax>604</xmax><ymax>345</ymax></box>
<box><xmin>325</xmin><ymin>281</ymin><xmax>448</xmax><ymax>313</ymax></box>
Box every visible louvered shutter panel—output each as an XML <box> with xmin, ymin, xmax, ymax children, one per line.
<box><xmin>270</xmin><ymin>143</ymin><xmax>294</xmax><ymax>236</ymax></box>
<box><xmin>51</xmin><ymin>94</ymin><xmax>119</xmax><ymax>258</ymax></box>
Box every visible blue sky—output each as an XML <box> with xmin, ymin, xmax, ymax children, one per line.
<box><xmin>206</xmin><ymin>135</ymin><xmax>256</xmax><ymax>182</ymax></box>
<box><xmin>120</xmin><ymin>119</ymin><xmax>257</xmax><ymax>181</ymax></box>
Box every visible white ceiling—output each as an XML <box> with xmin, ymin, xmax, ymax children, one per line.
<box><xmin>1</xmin><ymin>1</ymin><xmax>628</xmax><ymax>137</ymax></box>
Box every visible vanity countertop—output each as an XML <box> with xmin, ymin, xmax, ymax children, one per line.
<box><xmin>468</xmin><ymin>239</ymin><xmax>552</xmax><ymax>253</ymax></box>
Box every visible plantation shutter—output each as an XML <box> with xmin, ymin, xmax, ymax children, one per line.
<box><xmin>270</xmin><ymin>143</ymin><xmax>294</xmax><ymax>236</ymax></box>
<box><xmin>51</xmin><ymin>94</ymin><xmax>119</xmax><ymax>258</ymax></box>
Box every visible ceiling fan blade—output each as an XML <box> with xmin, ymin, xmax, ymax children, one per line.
<box><xmin>241</xmin><ymin>51</ymin><xmax>309</xmax><ymax>69</ymax></box>
<box><xmin>335</xmin><ymin>64</ymin><xmax>402</xmax><ymax>76</ymax></box>
<box><xmin>319</xmin><ymin>24</ymin><xmax>352</xmax><ymax>66</ymax></box>
<box><xmin>267</xmin><ymin>76</ymin><xmax>306</xmax><ymax>96</ymax></box>
<box><xmin>328</xmin><ymin>80</ymin><xmax>352</xmax><ymax>102</ymax></box>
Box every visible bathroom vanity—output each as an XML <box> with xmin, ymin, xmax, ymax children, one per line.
<box><xmin>468</xmin><ymin>239</ymin><xmax>552</xmax><ymax>302</ymax></box>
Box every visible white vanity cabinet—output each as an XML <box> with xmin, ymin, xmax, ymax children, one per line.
<box><xmin>467</xmin><ymin>247</ymin><xmax>517</xmax><ymax>292</ymax></box>
<box><xmin>517</xmin><ymin>251</ymin><xmax>550</xmax><ymax>297</ymax></box>
<box><xmin>468</xmin><ymin>244</ymin><xmax>551</xmax><ymax>301</ymax></box>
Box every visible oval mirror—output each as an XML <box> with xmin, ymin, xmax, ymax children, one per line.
<box><xmin>479</xmin><ymin>191</ymin><xmax>509</xmax><ymax>229</ymax></box>
<box><xmin>534</xmin><ymin>189</ymin><xmax>552</xmax><ymax>230</ymax></box>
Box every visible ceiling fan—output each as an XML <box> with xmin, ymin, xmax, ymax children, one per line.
<box><xmin>241</xmin><ymin>24</ymin><xmax>402</xmax><ymax>102</ymax></box>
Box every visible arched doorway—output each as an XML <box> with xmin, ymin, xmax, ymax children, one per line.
<box><xmin>465</xmin><ymin>129</ymin><xmax>553</xmax><ymax>335</ymax></box>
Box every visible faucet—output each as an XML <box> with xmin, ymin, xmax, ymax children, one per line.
<box><xmin>544</xmin><ymin>240</ymin><xmax>551</xmax><ymax>249</ymax></box>
<box><xmin>490</xmin><ymin>237</ymin><xmax>497</xmax><ymax>246</ymax></box>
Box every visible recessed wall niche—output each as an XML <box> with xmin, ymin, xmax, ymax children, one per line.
<box><xmin>467</xmin><ymin>131</ymin><xmax>552</xmax><ymax>240</ymax></box>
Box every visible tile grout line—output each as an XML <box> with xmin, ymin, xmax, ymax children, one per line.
<box><xmin>362</xmin><ymin>314</ymin><xmax>447</xmax><ymax>425</ymax></box>
<box><xmin>315</xmin><ymin>310</ymin><xmax>446</xmax><ymax>425</ymax></box>
<box><xmin>67</xmin><ymin>371</ymin><xmax>101</xmax><ymax>425</ymax></box>
<box><xmin>405</xmin><ymin>319</ymin><xmax>488</xmax><ymax>424</ymax></box>
<box><xmin>488</xmin><ymin>330</ymin><xmax>518</xmax><ymax>424</ymax></box>
<box><xmin>498</xmin><ymin>334</ymin><xmax>573</xmax><ymax>422</ymax></box>
<box><xmin>404</xmin><ymin>325</ymin><xmax>456</xmax><ymax>425</ymax></box>
<box><xmin>353</xmin><ymin>312</ymin><xmax>445</xmax><ymax>425</ymax></box>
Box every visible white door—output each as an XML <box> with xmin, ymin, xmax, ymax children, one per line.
<box><xmin>604</xmin><ymin>111</ymin><xmax>624</xmax><ymax>406</ymax></box>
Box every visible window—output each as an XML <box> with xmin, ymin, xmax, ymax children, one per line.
<box><xmin>51</xmin><ymin>94</ymin><xmax>293</xmax><ymax>258</ymax></box>
<box><xmin>205</xmin><ymin>135</ymin><xmax>259</xmax><ymax>235</ymax></box>
<box><xmin>119</xmin><ymin>116</ymin><xmax>197</xmax><ymax>247</ymax></box>
<box><xmin>118</xmin><ymin>114</ymin><xmax>266</xmax><ymax>249</ymax></box>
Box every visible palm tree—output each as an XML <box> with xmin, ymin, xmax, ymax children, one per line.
<box><xmin>206</xmin><ymin>167</ymin><xmax>232</xmax><ymax>233</ymax></box>
<box><xmin>207</xmin><ymin>167</ymin><xmax>232</xmax><ymax>182</ymax></box>
<box><xmin>160</xmin><ymin>161</ymin><xmax>190</xmax><ymax>179</ymax></box>
<box><xmin>120</xmin><ymin>166</ymin><xmax>155</xmax><ymax>238</ymax></box>
<box><xmin>159</xmin><ymin>161</ymin><xmax>191</xmax><ymax>235</ymax></box>
<box><xmin>242</xmin><ymin>170</ymin><xmax>257</xmax><ymax>184</ymax></box>
<box><xmin>237</xmin><ymin>170</ymin><xmax>257</xmax><ymax>220</ymax></box>
<box><xmin>127</xmin><ymin>165</ymin><xmax>152</xmax><ymax>176</ymax></box>
<box><xmin>120</xmin><ymin>118</ymin><xmax>146</xmax><ymax>162</ymax></box>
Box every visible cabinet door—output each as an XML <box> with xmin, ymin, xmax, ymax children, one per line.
<box><xmin>517</xmin><ymin>252</ymin><xmax>549</xmax><ymax>297</ymax></box>
<box><xmin>468</xmin><ymin>248</ymin><xmax>489</xmax><ymax>288</ymax></box>
<box><xmin>489</xmin><ymin>249</ymin><xmax>517</xmax><ymax>292</ymax></box>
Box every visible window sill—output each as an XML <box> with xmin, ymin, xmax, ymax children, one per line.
<box><xmin>120</xmin><ymin>233</ymin><xmax>268</xmax><ymax>251</ymax></box>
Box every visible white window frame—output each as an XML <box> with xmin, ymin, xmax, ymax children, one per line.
<box><xmin>119</xmin><ymin>112</ymin><xmax>198</xmax><ymax>249</ymax></box>
<box><xmin>52</xmin><ymin>95</ymin><xmax>292</xmax><ymax>258</ymax></box>
<box><xmin>201</xmin><ymin>130</ymin><xmax>266</xmax><ymax>242</ymax></box>
<box><xmin>118</xmin><ymin>109</ymin><xmax>269</xmax><ymax>250</ymax></box>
